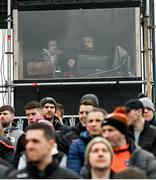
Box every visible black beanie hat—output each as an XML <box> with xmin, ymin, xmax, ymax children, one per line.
<box><xmin>40</xmin><ymin>97</ymin><xmax>57</xmax><ymax>110</ymax></box>
<box><xmin>125</xmin><ymin>98</ymin><xmax>144</xmax><ymax>113</ymax></box>
<box><xmin>102</xmin><ymin>111</ymin><xmax>128</xmax><ymax>138</ymax></box>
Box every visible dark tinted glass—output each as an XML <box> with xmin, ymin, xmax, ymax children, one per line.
<box><xmin>17</xmin><ymin>8</ymin><xmax>140</xmax><ymax>80</ymax></box>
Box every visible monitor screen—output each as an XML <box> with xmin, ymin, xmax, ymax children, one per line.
<box><xmin>77</xmin><ymin>55</ymin><xmax>109</xmax><ymax>77</ymax></box>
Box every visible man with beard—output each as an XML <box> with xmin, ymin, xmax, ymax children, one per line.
<box><xmin>40</xmin><ymin>97</ymin><xmax>70</xmax><ymax>135</ymax></box>
<box><xmin>0</xmin><ymin>105</ymin><xmax>23</xmax><ymax>147</ymax></box>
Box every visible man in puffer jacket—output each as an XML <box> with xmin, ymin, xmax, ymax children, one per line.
<box><xmin>67</xmin><ymin>107</ymin><xmax>107</xmax><ymax>174</ymax></box>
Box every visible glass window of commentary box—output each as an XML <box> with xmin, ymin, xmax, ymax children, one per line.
<box><xmin>13</xmin><ymin>7</ymin><xmax>141</xmax><ymax>80</ymax></box>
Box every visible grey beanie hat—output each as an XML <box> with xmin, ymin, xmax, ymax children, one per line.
<box><xmin>80</xmin><ymin>94</ymin><xmax>99</xmax><ymax>107</ymax></box>
<box><xmin>139</xmin><ymin>97</ymin><xmax>155</xmax><ymax>112</ymax></box>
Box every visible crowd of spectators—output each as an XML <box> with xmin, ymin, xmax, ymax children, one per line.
<box><xmin>0</xmin><ymin>93</ymin><xmax>155</xmax><ymax>179</ymax></box>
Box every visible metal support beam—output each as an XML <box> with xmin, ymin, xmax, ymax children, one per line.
<box><xmin>142</xmin><ymin>0</ymin><xmax>154</xmax><ymax>98</ymax></box>
<box><xmin>6</xmin><ymin>0</ymin><xmax>12</xmax><ymax>105</ymax></box>
<box><xmin>12</xmin><ymin>80</ymin><xmax>146</xmax><ymax>87</ymax></box>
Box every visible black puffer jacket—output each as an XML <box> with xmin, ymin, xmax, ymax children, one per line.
<box><xmin>7</xmin><ymin>158</ymin><xmax>80</xmax><ymax>179</ymax></box>
<box><xmin>129</xmin><ymin>122</ymin><xmax>156</xmax><ymax>157</ymax></box>
<box><xmin>53</xmin><ymin>116</ymin><xmax>71</xmax><ymax>136</ymax></box>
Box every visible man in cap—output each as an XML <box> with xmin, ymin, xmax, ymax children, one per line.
<box><xmin>81</xmin><ymin>136</ymin><xmax>115</xmax><ymax>179</ymax></box>
<box><xmin>40</xmin><ymin>97</ymin><xmax>70</xmax><ymax>135</ymax></box>
<box><xmin>139</xmin><ymin>97</ymin><xmax>156</xmax><ymax>126</ymax></box>
<box><xmin>101</xmin><ymin>106</ymin><xmax>156</xmax><ymax>178</ymax></box>
<box><xmin>59</xmin><ymin>94</ymin><xmax>99</xmax><ymax>154</ymax></box>
<box><xmin>125</xmin><ymin>99</ymin><xmax>156</xmax><ymax>157</ymax></box>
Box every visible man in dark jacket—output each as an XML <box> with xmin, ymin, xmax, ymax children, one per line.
<box><xmin>67</xmin><ymin>107</ymin><xmax>107</xmax><ymax>174</ymax></box>
<box><xmin>59</xmin><ymin>94</ymin><xmax>99</xmax><ymax>154</ymax></box>
<box><xmin>139</xmin><ymin>97</ymin><xmax>156</xmax><ymax>126</ymax></box>
<box><xmin>7</xmin><ymin>123</ymin><xmax>80</xmax><ymax>179</ymax></box>
<box><xmin>40</xmin><ymin>97</ymin><xmax>70</xmax><ymax>135</ymax></box>
<box><xmin>101</xmin><ymin>106</ymin><xmax>156</xmax><ymax>179</ymax></box>
<box><xmin>125</xmin><ymin>98</ymin><xmax>156</xmax><ymax>157</ymax></box>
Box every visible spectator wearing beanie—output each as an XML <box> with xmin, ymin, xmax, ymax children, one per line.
<box><xmin>139</xmin><ymin>97</ymin><xmax>156</xmax><ymax>126</ymax></box>
<box><xmin>80</xmin><ymin>136</ymin><xmax>115</xmax><ymax>179</ymax></box>
<box><xmin>40</xmin><ymin>97</ymin><xmax>70</xmax><ymax>136</ymax></box>
<box><xmin>101</xmin><ymin>106</ymin><xmax>156</xmax><ymax>179</ymax></box>
<box><xmin>125</xmin><ymin>98</ymin><xmax>156</xmax><ymax>158</ymax></box>
<box><xmin>80</xmin><ymin>94</ymin><xmax>99</xmax><ymax>107</ymax></box>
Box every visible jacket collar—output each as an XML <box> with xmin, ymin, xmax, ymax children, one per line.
<box><xmin>27</xmin><ymin>158</ymin><xmax>59</xmax><ymax>178</ymax></box>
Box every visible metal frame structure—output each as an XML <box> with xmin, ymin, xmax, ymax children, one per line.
<box><xmin>1</xmin><ymin>0</ymin><xmax>156</xmax><ymax>106</ymax></box>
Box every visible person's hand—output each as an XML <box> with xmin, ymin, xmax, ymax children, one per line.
<box><xmin>67</xmin><ymin>58</ymin><xmax>75</xmax><ymax>67</ymax></box>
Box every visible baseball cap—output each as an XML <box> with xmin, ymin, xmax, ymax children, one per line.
<box><xmin>125</xmin><ymin>98</ymin><xmax>144</xmax><ymax>113</ymax></box>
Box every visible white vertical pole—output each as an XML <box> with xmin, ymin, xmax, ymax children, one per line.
<box><xmin>7</xmin><ymin>0</ymin><xmax>12</xmax><ymax>105</ymax></box>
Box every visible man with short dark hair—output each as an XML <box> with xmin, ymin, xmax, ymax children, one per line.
<box><xmin>7</xmin><ymin>123</ymin><xmax>80</xmax><ymax>179</ymax></box>
<box><xmin>24</xmin><ymin>101</ymin><xmax>43</xmax><ymax>124</ymax></box>
<box><xmin>59</xmin><ymin>96</ymin><xmax>99</xmax><ymax>154</ymax></box>
<box><xmin>0</xmin><ymin>105</ymin><xmax>23</xmax><ymax>147</ymax></box>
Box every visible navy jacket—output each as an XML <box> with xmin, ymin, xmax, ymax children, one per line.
<box><xmin>67</xmin><ymin>131</ymin><xmax>91</xmax><ymax>174</ymax></box>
